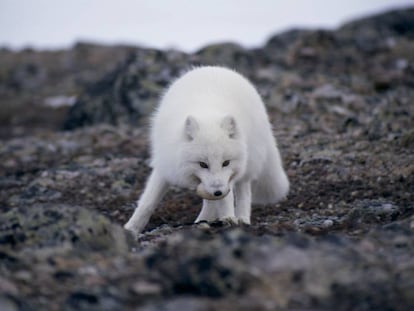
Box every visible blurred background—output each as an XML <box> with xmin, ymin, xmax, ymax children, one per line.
<box><xmin>1</xmin><ymin>0</ymin><xmax>413</xmax><ymax>52</ymax></box>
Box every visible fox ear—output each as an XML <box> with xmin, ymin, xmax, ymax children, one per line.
<box><xmin>184</xmin><ymin>116</ymin><xmax>199</xmax><ymax>141</ymax></box>
<box><xmin>221</xmin><ymin>115</ymin><xmax>238</xmax><ymax>139</ymax></box>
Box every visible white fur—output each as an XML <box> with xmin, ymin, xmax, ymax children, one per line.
<box><xmin>124</xmin><ymin>66</ymin><xmax>289</xmax><ymax>234</ymax></box>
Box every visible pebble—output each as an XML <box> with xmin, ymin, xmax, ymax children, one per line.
<box><xmin>380</xmin><ymin>203</ymin><xmax>397</xmax><ymax>213</ymax></box>
<box><xmin>0</xmin><ymin>276</ymin><xmax>18</xmax><ymax>295</ymax></box>
<box><xmin>322</xmin><ymin>219</ymin><xmax>334</xmax><ymax>228</ymax></box>
<box><xmin>131</xmin><ymin>281</ymin><xmax>162</xmax><ymax>295</ymax></box>
<box><xmin>196</xmin><ymin>222</ymin><xmax>210</xmax><ymax>230</ymax></box>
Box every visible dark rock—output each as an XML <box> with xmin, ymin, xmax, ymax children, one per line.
<box><xmin>195</xmin><ymin>42</ymin><xmax>256</xmax><ymax>73</ymax></box>
<box><xmin>63</xmin><ymin>42</ymin><xmax>260</xmax><ymax>129</ymax></box>
<box><xmin>0</xmin><ymin>204</ymin><xmax>132</xmax><ymax>255</ymax></box>
<box><xmin>63</xmin><ymin>49</ymin><xmax>189</xmax><ymax>129</ymax></box>
<box><xmin>132</xmin><ymin>227</ymin><xmax>414</xmax><ymax>310</ymax></box>
<box><xmin>138</xmin><ymin>297</ymin><xmax>209</xmax><ymax>311</ymax></box>
<box><xmin>265</xmin><ymin>28</ymin><xmax>311</xmax><ymax>53</ymax></box>
<box><xmin>344</xmin><ymin>199</ymin><xmax>400</xmax><ymax>227</ymax></box>
<box><xmin>64</xmin><ymin>291</ymin><xmax>122</xmax><ymax>311</ymax></box>
<box><xmin>0</xmin><ymin>295</ymin><xmax>33</xmax><ymax>311</ymax></box>
<box><xmin>0</xmin><ymin>296</ymin><xmax>19</xmax><ymax>311</ymax></box>
<box><xmin>338</xmin><ymin>7</ymin><xmax>414</xmax><ymax>40</ymax></box>
<box><xmin>0</xmin><ymin>43</ymin><xmax>136</xmax><ymax>138</ymax></box>
<box><xmin>399</xmin><ymin>129</ymin><xmax>414</xmax><ymax>148</ymax></box>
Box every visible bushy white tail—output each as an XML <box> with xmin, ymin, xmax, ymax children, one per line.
<box><xmin>251</xmin><ymin>147</ymin><xmax>289</xmax><ymax>205</ymax></box>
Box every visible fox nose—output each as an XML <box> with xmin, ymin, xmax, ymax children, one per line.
<box><xmin>214</xmin><ymin>190</ymin><xmax>223</xmax><ymax>197</ymax></box>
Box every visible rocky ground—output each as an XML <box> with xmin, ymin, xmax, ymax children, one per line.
<box><xmin>1</xmin><ymin>7</ymin><xmax>414</xmax><ymax>311</ymax></box>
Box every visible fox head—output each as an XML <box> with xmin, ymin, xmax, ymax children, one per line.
<box><xmin>180</xmin><ymin>115</ymin><xmax>247</xmax><ymax>200</ymax></box>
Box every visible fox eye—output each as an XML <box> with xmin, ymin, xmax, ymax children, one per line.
<box><xmin>222</xmin><ymin>160</ymin><xmax>230</xmax><ymax>167</ymax></box>
<box><xmin>199</xmin><ymin>162</ymin><xmax>209</xmax><ymax>169</ymax></box>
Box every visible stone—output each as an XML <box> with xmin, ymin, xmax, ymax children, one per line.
<box><xmin>0</xmin><ymin>204</ymin><xmax>132</xmax><ymax>256</ymax></box>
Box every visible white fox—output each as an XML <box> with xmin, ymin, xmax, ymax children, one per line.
<box><xmin>124</xmin><ymin>66</ymin><xmax>289</xmax><ymax>235</ymax></box>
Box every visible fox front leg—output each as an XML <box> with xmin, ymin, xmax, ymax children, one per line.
<box><xmin>234</xmin><ymin>181</ymin><xmax>252</xmax><ymax>224</ymax></box>
<box><xmin>195</xmin><ymin>189</ymin><xmax>236</xmax><ymax>223</ymax></box>
<box><xmin>124</xmin><ymin>170</ymin><xmax>168</xmax><ymax>235</ymax></box>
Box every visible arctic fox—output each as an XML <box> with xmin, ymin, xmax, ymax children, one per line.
<box><xmin>124</xmin><ymin>66</ymin><xmax>289</xmax><ymax>235</ymax></box>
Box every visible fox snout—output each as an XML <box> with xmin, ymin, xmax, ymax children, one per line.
<box><xmin>196</xmin><ymin>183</ymin><xmax>230</xmax><ymax>200</ymax></box>
<box><xmin>210</xmin><ymin>180</ymin><xmax>224</xmax><ymax>192</ymax></box>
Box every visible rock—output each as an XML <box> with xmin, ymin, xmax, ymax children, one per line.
<box><xmin>63</xmin><ymin>49</ymin><xmax>189</xmax><ymax>129</ymax></box>
<box><xmin>43</xmin><ymin>95</ymin><xmax>77</xmax><ymax>108</ymax></box>
<box><xmin>138</xmin><ymin>297</ymin><xmax>209</xmax><ymax>311</ymax></box>
<box><xmin>399</xmin><ymin>129</ymin><xmax>414</xmax><ymax>148</ymax></box>
<box><xmin>131</xmin><ymin>281</ymin><xmax>162</xmax><ymax>296</ymax></box>
<box><xmin>322</xmin><ymin>219</ymin><xmax>334</xmax><ymax>228</ymax></box>
<box><xmin>0</xmin><ymin>42</ymin><xmax>136</xmax><ymax>138</ymax></box>
<box><xmin>311</xmin><ymin>84</ymin><xmax>345</xmax><ymax>101</ymax></box>
<box><xmin>133</xmin><ymin>227</ymin><xmax>414</xmax><ymax>310</ymax></box>
<box><xmin>63</xmin><ymin>42</ymin><xmax>261</xmax><ymax>130</ymax></box>
<box><xmin>1</xmin><ymin>282</ymin><xmax>16</xmax><ymax>298</ymax></box>
<box><xmin>337</xmin><ymin>7</ymin><xmax>414</xmax><ymax>40</ymax></box>
<box><xmin>265</xmin><ymin>29</ymin><xmax>311</xmax><ymax>55</ymax></box>
<box><xmin>293</xmin><ymin>215</ymin><xmax>338</xmax><ymax>233</ymax></box>
<box><xmin>64</xmin><ymin>291</ymin><xmax>100</xmax><ymax>311</ymax></box>
<box><xmin>0</xmin><ymin>204</ymin><xmax>132</xmax><ymax>256</ymax></box>
<box><xmin>344</xmin><ymin>199</ymin><xmax>400</xmax><ymax>227</ymax></box>
<box><xmin>0</xmin><ymin>296</ymin><xmax>19</xmax><ymax>311</ymax></box>
<box><xmin>195</xmin><ymin>42</ymin><xmax>256</xmax><ymax>73</ymax></box>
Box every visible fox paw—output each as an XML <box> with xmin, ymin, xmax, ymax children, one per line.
<box><xmin>221</xmin><ymin>216</ymin><xmax>239</xmax><ymax>225</ymax></box>
<box><xmin>208</xmin><ymin>217</ymin><xmax>238</xmax><ymax>228</ymax></box>
<box><xmin>237</xmin><ymin>217</ymin><xmax>251</xmax><ymax>225</ymax></box>
<box><xmin>123</xmin><ymin>222</ymin><xmax>142</xmax><ymax>238</ymax></box>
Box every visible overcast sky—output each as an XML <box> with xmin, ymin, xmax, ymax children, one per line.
<box><xmin>0</xmin><ymin>0</ymin><xmax>413</xmax><ymax>52</ymax></box>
